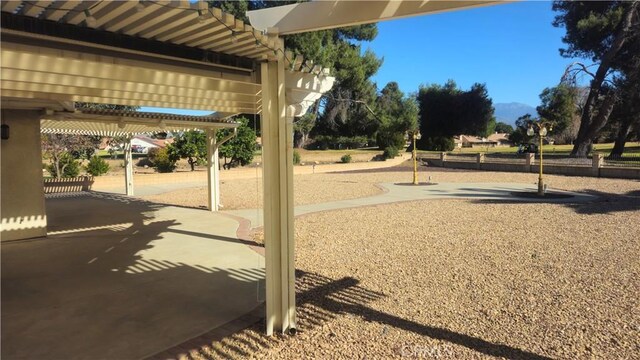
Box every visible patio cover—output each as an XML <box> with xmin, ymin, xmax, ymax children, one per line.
<box><xmin>40</xmin><ymin>107</ymin><xmax>238</xmax><ymax>136</ymax></box>
<box><xmin>1</xmin><ymin>0</ymin><xmax>335</xmax><ymax>337</ymax></box>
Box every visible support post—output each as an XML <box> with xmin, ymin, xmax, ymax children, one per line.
<box><xmin>476</xmin><ymin>153</ymin><xmax>485</xmax><ymax>170</ymax></box>
<box><xmin>261</xmin><ymin>36</ymin><xmax>296</xmax><ymax>336</ymax></box>
<box><xmin>525</xmin><ymin>153</ymin><xmax>535</xmax><ymax>167</ymax></box>
<box><xmin>592</xmin><ymin>152</ymin><xmax>603</xmax><ymax>177</ymax></box>
<box><xmin>123</xmin><ymin>138</ymin><xmax>134</xmax><ymax>196</ymax></box>
<box><xmin>206</xmin><ymin>128</ymin><xmax>219</xmax><ymax>212</ymax></box>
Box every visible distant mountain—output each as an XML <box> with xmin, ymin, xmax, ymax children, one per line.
<box><xmin>494</xmin><ymin>102</ymin><xmax>537</xmax><ymax>126</ymax></box>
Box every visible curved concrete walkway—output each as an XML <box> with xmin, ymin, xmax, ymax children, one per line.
<box><xmin>224</xmin><ymin>182</ymin><xmax>596</xmax><ymax>228</ymax></box>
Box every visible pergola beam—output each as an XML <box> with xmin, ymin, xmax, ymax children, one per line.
<box><xmin>0</xmin><ymin>48</ymin><xmax>259</xmax><ymax>95</ymax></box>
<box><xmin>2</xmin><ymin>89</ymin><xmax>256</xmax><ymax>113</ymax></box>
<box><xmin>248</xmin><ymin>0</ymin><xmax>506</xmax><ymax>35</ymax></box>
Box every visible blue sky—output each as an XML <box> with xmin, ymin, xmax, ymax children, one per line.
<box><xmin>143</xmin><ymin>1</ymin><xmax>587</xmax><ymax>115</ymax></box>
<box><xmin>367</xmin><ymin>1</ymin><xmax>587</xmax><ymax>106</ymax></box>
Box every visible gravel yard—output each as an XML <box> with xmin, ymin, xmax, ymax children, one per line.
<box><xmin>145</xmin><ymin>164</ymin><xmax>639</xmax><ymax>359</ymax></box>
<box><xmin>141</xmin><ymin>174</ymin><xmax>385</xmax><ymax>210</ymax></box>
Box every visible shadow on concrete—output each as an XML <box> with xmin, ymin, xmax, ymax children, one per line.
<box><xmin>2</xmin><ymin>192</ymin><xmax>264</xmax><ymax>360</ymax></box>
<box><xmin>155</xmin><ymin>271</ymin><xmax>551</xmax><ymax>360</ymax></box>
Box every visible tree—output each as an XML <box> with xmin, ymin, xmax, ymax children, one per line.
<box><xmin>213</xmin><ymin>1</ymin><xmax>382</xmax><ymax>142</ymax></box>
<box><xmin>42</xmin><ymin>134</ymin><xmax>94</xmax><ymax>179</ymax></box>
<box><xmin>218</xmin><ymin>117</ymin><xmax>257</xmax><ymax>169</ymax></box>
<box><xmin>509</xmin><ymin>114</ymin><xmax>535</xmax><ymax>145</ymax></box>
<box><xmin>168</xmin><ymin>130</ymin><xmax>206</xmax><ymax>171</ymax></box>
<box><xmin>416</xmin><ymin>80</ymin><xmax>494</xmax><ymax>150</ymax></box>
<box><xmin>374</xmin><ymin>82</ymin><xmax>418</xmax><ymax>149</ymax></box>
<box><xmin>483</xmin><ymin>117</ymin><xmax>497</xmax><ymax>137</ymax></box>
<box><xmin>610</xmin><ymin>73</ymin><xmax>640</xmax><ymax>155</ymax></box>
<box><xmin>536</xmin><ymin>84</ymin><xmax>579</xmax><ymax>143</ymax></box>
<box><xmin>553</xmin><ymin>1</ymin><xmax>640</xmax><ymax>156</ymax></box>
<box><xmin>293</xmin><ymin>113</ymin><xmax>315</xmax><ymax>148</ymax></box>
<box><xmin>46</xmin><ymin>152</ymin><xmax>80</xmax><ymax>178</ymax></box>
<box><xmin>86</xmin><ymin>155</ymin><xmax>110</xmax><ymax>176</ymax></box>
<box><xmin>495</xmin><ymin>122</ymin><xmax>514</xmax><ymax>134</ymax></box>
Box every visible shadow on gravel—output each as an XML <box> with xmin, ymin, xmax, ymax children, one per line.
<box><xmin>562</xmin><ymin>189</ymin><xmax>640</xmax><ymax>215</ymax></box>
<box><xmin>172</xmin><ymin>270</ymin><xmax>552</xmax><ymax>360</ymax></box>
<box><xmin>470</xmin><ymin>189</ymin><xmax>640</xmax><ymax>215</ymax></box>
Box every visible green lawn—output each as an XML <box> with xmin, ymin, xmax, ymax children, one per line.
<box><xmin>417</xmin><ymin>142</ymin><xmax>640</xmax><ymax>156</ymax></box>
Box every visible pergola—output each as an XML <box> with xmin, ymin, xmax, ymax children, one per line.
<box><xmin>0</xmin><ymin>0</ymin><xmax>333</xmax><ymax>336</ymax></box>
<box><xmin>40</xmin><ymin>107</ymin><xmax>239</xmax><ymax>208</ymax></box>
<box><xmin>1</xmin><ymin>0</ymin><xmax>503</xmax><ymax>337</ymax></box>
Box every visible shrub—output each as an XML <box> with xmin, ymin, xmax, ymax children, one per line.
<box><xmin>382</xmin><ymin>146</ymin><xmax>399</xmax><ymax>160</ymax></box>
<box><xmin>47</xmin><ymin>152</ymin><xmax>80</xmax><ymax>178</ymax></box>
<box><xmin>376</xmin><ymin>123</ymin><xmax>406</xmax><ymax>150</ymax></box>
<box><xmin>147</xmin><ymin>147</ymin><xmax>161</xmax><ymax>163</ymax></box>
<box><xmin>418</xmin><ymin>136</ymin><xmax>455</xmax><ymax>151</ymax></box>
<box><xmin>293</xmin><ymin>150</ymin><xmax>301</xmax><ymax>165</ymax></box>
<box><xmin>136</xmin><ymin>157</ymin><xmax>153</xmax><ymax>167</ymax></box>
<box><xmin>340</xmin><ymin>154</ymin><xmax>352</xmax><ymax>163</ymax></box>
<box><xmin>86</xmin><ymin>155</ymin><xmax>110</xmax><ymax>176</ymax></box>
<box><xmin>151</xmin><ymin>148</ymin><xmax>177</xmax><ymax>173</ymax></box>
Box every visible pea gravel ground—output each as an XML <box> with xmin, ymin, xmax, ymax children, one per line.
<box><xmin>147</xmin><ymin>164</ymin><xmax>640</xmax><ymax>359</ymax></box>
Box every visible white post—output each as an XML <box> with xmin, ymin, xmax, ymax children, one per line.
<box><xmin>123</xmin><ymin>138</ymin><xmax>134</xmax><ymax>196</ymax></box>
<box><xmin>261</xmin><ymin>36</ymin><xmax>296</xmax><ymax>336</ymax></box>
<box><xmin>206</xmin><ymin>128</ymin><xmax>219</xmax><ymax>212</ymax></box>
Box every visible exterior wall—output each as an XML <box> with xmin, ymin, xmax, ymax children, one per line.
<box><xmin>600</xmin><ymin>167</ymin><xmax>640</xmax><ymax>179</ymax></box>
<box><xmin>131</xmin><ymin>137</ymin><xmax>160</xmax><ymax>152</ymax></box>
<box><xmin>1</xmin><ymin>110</ymin><xmax>47</xmax><ymax>241</ymax></box>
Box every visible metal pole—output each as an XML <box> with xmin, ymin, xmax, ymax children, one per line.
<box><xmin>538</xmin><ymin>133</ymin><xmax>544</xmax><ymax>195</ymax></box>
<box><xmin>412</xmin><ymin>134</ymin><xmax>418</xmax><ymax>185</ymax></box>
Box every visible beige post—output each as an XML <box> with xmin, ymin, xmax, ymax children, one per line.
<box><xmin>525</xmin><ymin>153</ymin><xmax>535</xmax><ymax>167</ymax></box>
<box><xmin>206</xmin><ymin>128</ymin><xmax>219</xmax><ymax>211</ymax></box>
<box><xmin>261</xmin><ymin>36</ymin><xmax>296</xmax><ymax>336</ymax></box>
<box><xmin>476</xmin><ymin>153</ymin><xmax>485</xmax><ymax>169</ymax></box>
<box><xmin>440</xmin><ymin>152</ymin><xmax>447</xmax><ymax>166</ymax></box>
<box><xmin>592</xmin><ymin>152</ymin><xmax>603</xmax><ymax>176</ymax></box>
<box><xmin>123</xmin><ymin>138</ymin><xmax>134</xmax><ymax>196</ymax></box>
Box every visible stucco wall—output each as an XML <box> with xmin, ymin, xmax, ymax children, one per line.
<box><xmin>1</xmin><ymin>110</ymin><xmax>47</xmax><ymax>241</ymax></box>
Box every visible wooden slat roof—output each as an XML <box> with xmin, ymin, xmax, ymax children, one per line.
<box><xmin>40</xmin><ymin>107</ymin><xmax>238</xmax><ymax>136</ymax></box>
<box><xmin>1</xmin><ymin>0</ymin><xmax>276</xmax><ymax>60</ymax></box>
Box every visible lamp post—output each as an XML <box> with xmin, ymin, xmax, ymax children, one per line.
<box><xmin>527</xmin><ymin>121</ymin><xmax>551</xmax><ymax>196</ymax></box>
<box><xmin>412</xmin><ymin>131</ymin><xmax>421</xmax><ymax>185</ymax></box>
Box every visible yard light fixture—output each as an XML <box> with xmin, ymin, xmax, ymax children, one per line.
<box><xmin>528</xmin><ymin>120</ymin><xmax>552</xmax><ymax>196</ymax></box>
<box><xmin>412</xmin><ymin>130</ymin><xmax>422</xmax><ymax>185</ymax></box>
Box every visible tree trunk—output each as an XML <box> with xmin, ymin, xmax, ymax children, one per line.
<box><xmin>570</xmin><ymin>1</ymin><xmax>638</xmax><ymax>157</ymax></box>
<box><xmin>611</xmin><ymin>120</ymin><xmax>631</xmax><ymax>156</ymax></box>
<box><xmin>293</xmin><ymin>131</ymin><xmax>303</xmax><ymax>148</ymax></box>
<box><xmin>188</xmin><ymin>158</ymin><xmax>195</xmax><ymax>171</ymax></box>
<box><xmin>574</xmin><ymin>92</ymin><xmax>618</xmax><ymax>157</ymax></box>
<box><xmin>53</xmin><ymin>155</ymin><xmax>62</xmax><ymax>179</ymax></box>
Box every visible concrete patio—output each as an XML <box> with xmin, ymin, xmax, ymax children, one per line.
<box><xmin>1</xmin><ymin>192</ymin><xmax>264</xmax><ymax>360</ymax></box>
